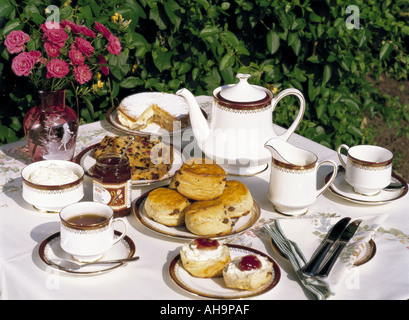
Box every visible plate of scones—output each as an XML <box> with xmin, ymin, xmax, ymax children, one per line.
<box><xmin>107</xmin><ymin>92</ymin><xmax>206</xmax><ymax>136</ymax></box>
<box><xmin>169</xmin><ymin>238</ymin><xmax>280</xmax><ymax>299</ymax></box>
<box><xmin>75</xmin><ymin>134</ymin><xmax>183</xmax><ymax>185</ymax></box>
<box><xmin>133</xmin><ymin>158</ymin><xmax>261</xmax><ymax>239</ymax></box>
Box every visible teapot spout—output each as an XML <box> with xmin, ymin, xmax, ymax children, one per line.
<box><xmin>176</xmin><ymin>88</ymin><xmax>210</xmax><ymax>144</ymax></box>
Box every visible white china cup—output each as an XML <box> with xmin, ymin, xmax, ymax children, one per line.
<box><xmin>59</xmin><ymin>201</ymin><xmax>127</xmax><ymax>263</ymax></box>
<box><xmin>267</xmin><ymin>152</ymin><xmax>337</xmax><ymax>216</ymax></box>
<box><xmin>337</xmin><ymin>144</ymin><xmax>393</xmax><ymax>196</ymax></box>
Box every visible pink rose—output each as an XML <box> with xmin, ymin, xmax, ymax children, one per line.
<box><xmin>74</xmin><ymin>64</ymin><xmax>92</xmax><ymax>85</ymax></box>
<box><xmin>44</xmin><ymin>42</ymin><xmax>60</xmax><ymax>58</ymax></box>
<box><xmin>69</xmin><ymin>48</ymin><xmax>85</xmax><ymax>65</ymax></box>
<box><xmin>46</xmin><ymin>59</ymin><xmax>69</xmax><ymax>79</ymax></box>
<box><xmin>28</xmin><ymin>50</ymin><xmax>42</xmax><ymax>63</ymax></box>
<box><xmin>98</xmin><ymin>54</ymin><xmax>109</xmax><ymax>75</ymax></box>
<box><xmin>79</xmin><ymin>25</ymin><xmax>96</xmax><ymax>38</ymax></box>
<box><xmin>94</xmin><ymin>22</ymin><xmax>112</xmax><ymax>39</ymax></box>
<box><xmin>5</xmin><ymin>30</ymin><xmax>30</xmax><ymax>54</ymax></box>
<box><xmin>61</xmin><ymin>20</ymin><xmax>96</xmax><ymax>38</ymax></box>
<box><xmin>72</xmin><ymin>37</ymin><xmax>94</xmax><ymax>57</ymax></box>
<box><xmin>41</xmin><ymin>23</ymin><xmax>68</xmax><ymax>48</ymax></box>
<box><xmin>11</xmin><ymin>52</ymin><xmax>35</xmax><ymax>76</ymax></box>
<box><xmin>107</xmin><ymin>35</ymin><xmax>122</xmax><ymax>55</ymax></box>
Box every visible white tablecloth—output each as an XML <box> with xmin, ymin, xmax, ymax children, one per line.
<box><xmin>1</xmin><ymin>96</ymin><xmax>408</xmax><ymax>300</ymax></box>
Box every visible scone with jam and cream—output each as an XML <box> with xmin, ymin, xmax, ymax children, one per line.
<box><xmin>222</xmin><ymin>254</ymin><xmax>273</xmax><ymax>290</ymax></box>
<box><xmin>180</xmin><ymin>238</ymin><xmax>231</xmax><ymax>278</ymax></box>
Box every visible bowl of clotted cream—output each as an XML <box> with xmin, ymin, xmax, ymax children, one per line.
<box><xmin>21</xmin><ymin>160</ymin><xmax>85</xmax><ymax>213</ymax></box>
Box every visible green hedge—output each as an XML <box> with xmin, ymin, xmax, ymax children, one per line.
<box><xmin>1</xmin><ymin>0</ymin><xmax>409</xmax><ymax>148</ymax></box>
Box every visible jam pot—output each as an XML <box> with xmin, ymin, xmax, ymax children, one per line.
<box><xmin>93</xmin><ymin>153</ymin><xmax>132</xmax><ymax>217</ymax></box>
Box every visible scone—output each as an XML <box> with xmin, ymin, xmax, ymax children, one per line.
<box><xmin>144</xmin><ymin>188</ymin><xmax>190</xmax><ymax>226</ymax></box>
<box><xmin>116</xmin><ymin>92</ymin><xmax>190</xmax><ymax>132</ymax></box>
<box><xmin>223</xmin><ymin>254</ymin><xmax>273</xmax><ymax>291</ymax></box>
<box><xmin>184</xmin><ymin>200</ymin><xmax>232</xmax><ymax>236</ymax></box>
<box><xmin>180</xmin><ymin>238</ymin><xmax>231</xmax><ymax>278</ymax></box>
<box><xmin>217</xmin><ymin>180</ymin><xmax>253</xmax><ymax>218</ymax></box>
<box><xmin>168</xmin><ymin>158</ymin><xmax>211</xmax><ymax>189</ymax></box>
<box><xmin>175</xmin><ymin>159</ymin><xmax>226</xmax><ymax>200</ymax></box>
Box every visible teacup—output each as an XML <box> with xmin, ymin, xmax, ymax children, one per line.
<box><xmin>59</xmin><ymin>201</ymin><xmax>127</xmax><ymax>262</ymax></box>
<box><xmin>266</xmin><ymin>143</ymin><xmax>337</xmax><ymax>215</ymax></box>
<box><xmin>337</xmin><ymin>144</ymin><xmax>393</xmax><ymax>196</ymax></box>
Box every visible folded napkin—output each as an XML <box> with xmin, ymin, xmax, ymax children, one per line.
<box><xmin>264</xmin><ymin>214</ymin><xmax>388</xmax><ymax>300</ymax></box>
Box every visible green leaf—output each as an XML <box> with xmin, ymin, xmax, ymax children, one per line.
<box><xmin>219</xmin><ymin>52</ymin><xmax>235</xmax><ymax>70</ymax></box>
<box><xmin>323</xmin><ymin>65</ymin><xmax>332</xmax><ymax>84</ymax></box>
<box><xmin>200</xmin><ymin>25</ymin><xmax>219</xmax><ymax>37</ymax></box>
<box><xmin>308</xmin><ymin>79</ymin><xmax>321</xmax><ymax>101</ymax></box>
<box><xmin>164</xmin><ymin>0</ymin><xmax>181</xmax><ymax>28</ymax></box>
<box><xmin>152</xmin><ymin>50</ymin><xmax>173</xmax><ymax>72</ymax></box>
<box><xmin>109</xmin><ymin>52</ymin><xmax>130</xmax><ymax>80</ymax></box>
<box><xmin>0</xmin><ymin>0</ymin><xmax>13</xmax><ymax>18</ymax></box>
<box><xmin>178</xmin><ymin>62</ymin><xmax>192</xmax><ymax>75</ymax></box>
<box><xmin>82</xmin><ymin>96</ymin><xmax>95</xmax><ymax>120</ymax></box>
<box><xmin>267</xmin><ymin>31</ymin><xmax>280</xmax><ymax>55</ymax></box>
<box><xmin>1</xmin><ymin>19</ymin><xmax>23</xmax><ymax>36</ymax></box>
<box><xmin>379</xmin><ymin>42</ymin><xmax>393</xmax><ymax>60</ymax></box>
<box><xmin>120</xmin><ymin>77</ymin><xmax>143</xmax><ymax>88</ymax></box>
<box><xmin>341</xmin><ymin>97</ymin><xmax>360</xmax><ymax>111</ymax></box>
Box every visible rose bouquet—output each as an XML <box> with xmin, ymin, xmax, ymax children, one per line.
<box><xmin>4</xmin><ymin>19</ymin><xmax>123</xmax><ymax>162</ymax></box>
<box><xmin>5</xmin><ymin>19</ymin><xmax>122</xmax><ymax>94</ymax></box>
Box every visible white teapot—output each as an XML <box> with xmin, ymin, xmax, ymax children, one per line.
<box><xmin>177</xmin><ymin>74</ymin><xmax>305</xmax><ymax>175</ymax></box>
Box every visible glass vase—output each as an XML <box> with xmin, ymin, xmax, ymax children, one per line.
<box><xmin>23</xmin><ymin>90</ymin><xmax>78</xmax><ymax>162</ymax></box>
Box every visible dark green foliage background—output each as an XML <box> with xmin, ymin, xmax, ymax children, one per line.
<box><xmin>1</xmin><ymin>0</ymin><xmax>408</xmax><ymax>149</ymax></box>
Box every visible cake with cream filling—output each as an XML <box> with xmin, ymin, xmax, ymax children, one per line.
<box><xmin>116</xmin><ymin>92</ymin><xmax>190</xmax><ymax>132</ymax></box>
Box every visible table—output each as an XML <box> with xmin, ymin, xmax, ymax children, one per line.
<box><xmin>1</xmin><ymin>96</ymin><xmax>408</xmax><ymax>300</ymax></box>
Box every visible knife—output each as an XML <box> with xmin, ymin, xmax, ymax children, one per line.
<box><xmin>316</xmin><ymin>219</ymin><xmax>362</xmax><ymax>278</ymax></box>
<box><xmin>302</xmin><ymin>217</ymin><xmax>351</xmax><ymax>277</ymax></box>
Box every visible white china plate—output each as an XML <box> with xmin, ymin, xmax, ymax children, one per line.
<box><xmin>74</xmin><ymin>143</ymin><xmax>184</xmax><ymax>186</ymax></box>
<box><xmin>106</xmin><ymin>106</ymin><xmax>207</xmax><ymax>137</ymax></box>
<box><xmin>326</xmin><ymin>171</ymin><xmax>408</xmax><ymax>205</ymax></box>
<box><xmin>39</xmin><ymin>231</ymin><xmax>136</xmax><ymax>275</ymax></box>
<box><xmin>169</xmin><ymin>244</ymin><xmax>280</xmax><ymax>299</ymax></box>
<box><xmin>133</xmin><ymin>187</ymin><xmax>261</xmax><ymax>240</ymax></box>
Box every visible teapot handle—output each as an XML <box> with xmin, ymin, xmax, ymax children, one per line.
<box><xmin>271</xmin><ymin>88</ymin><xmax>305</xmax><ymax>141</ymax></box>
<box><xmin>315</xmin><ymin>160</ymin><xmax>338</xmax><ymax>198</ymax></box>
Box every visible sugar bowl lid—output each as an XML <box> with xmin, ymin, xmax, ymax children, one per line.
<box><xmin>217</xmin><ymin>74</ymin><xmax>270</xmax><ymax>105</ymax></box>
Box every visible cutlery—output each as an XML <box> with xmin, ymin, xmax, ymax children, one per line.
<box><xmin>53</xmin><ymin>256</ymin><xmax>140</xmax><ymax>271</ymax></box>
<box><xmin>337</xmin><ymin>165</ymin><xmax>404</xmax><ymax>190</ymax></box>
<box><xmin>302</xmin><ymin>217</ymin><xmax>351</xmax><ymax>277</ymax></box>
<box><xmin>316</xmin><ymin>220</ymin><xmax>362</xmax><ymax>278</ymax></box>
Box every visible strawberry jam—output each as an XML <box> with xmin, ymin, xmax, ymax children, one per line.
<box><xmin>194</xmin><ymin>238</ymin><xmax>219</xmax><ymax>250</ymax></box>
<box><xmin>238</xmin><ymin>255</ymin><xmax>262</xmax><ymax>271</ymax></box>
<box><xmin>93</xmin><ymin>153</ymin><xmax>132</xmax><ymax>217</ymax></box>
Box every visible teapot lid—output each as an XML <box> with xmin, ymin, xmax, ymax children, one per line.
<box><xmin>218</xmin><ymin>74</ymin><xmax>269</xmax><ymax>103</ymax></box>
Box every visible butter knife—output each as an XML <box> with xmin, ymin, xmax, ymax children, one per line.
<box><xmin>316</xmin><ymin>219</ymin><xmax>362</xmax><ymax>278</ymax></box>
<box><xmin>302</xmin><ymin>217</ymin><xmax>351</xmax><ymax>277</ymax></box>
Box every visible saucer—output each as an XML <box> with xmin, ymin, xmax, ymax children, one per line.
<box><xmin>326</xmin><ymin>171</ymin><xmax>408</xmax><ymax>205</ymax></box>
<box><xmin>39</xmin><ymin>231</ymin><xmax>136</xmax><ymax>275</ymax></box>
